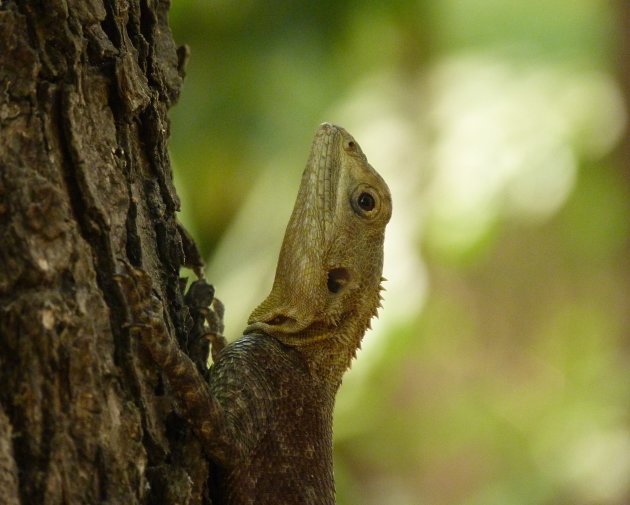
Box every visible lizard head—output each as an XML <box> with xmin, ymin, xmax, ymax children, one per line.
<box><xmin>245</xmin><ymin>123</ymin><xmax>392</xmax><ymax>351</ymax></box>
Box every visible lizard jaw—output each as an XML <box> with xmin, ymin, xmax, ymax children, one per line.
<box><xmin>243</xmin><ymin>316</ymin><xmax>330</xmax><ymax>346</ymax></box>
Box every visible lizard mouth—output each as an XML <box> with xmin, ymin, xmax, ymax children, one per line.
<box><xmin>267</xmin><ymin>314</ymin><xmax>296</xmax><ymax>326</ymax></box>
<box><xmin>245</xmin><ymin>310</ymin><xmax>338</xmax><ymax>345</ymax></box>
<box><xmin>252</xmin><ymin>267</ymin><xmax>351</xmax><ymax>338</ymax></box>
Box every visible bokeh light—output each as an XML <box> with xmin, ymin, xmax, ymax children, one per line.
<box><xmin>170</xmin><ymin>2</ymin><xmax>630</xmax><ymax>504</ymax></box>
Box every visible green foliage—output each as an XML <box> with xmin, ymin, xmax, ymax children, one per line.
<box><xmin>169</xmin><ymin>1</ymin><xmax>630</xmax><ymax>503</ymax></box>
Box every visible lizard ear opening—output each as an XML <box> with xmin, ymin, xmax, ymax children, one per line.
<box><xmin>327</xmin><ymin>268</ymin><xmax>350</xmax><ymax>294</ymax></box>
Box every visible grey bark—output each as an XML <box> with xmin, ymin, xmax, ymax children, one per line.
<box><xmin>0</xmin><ymin>1</ymin><xmax>211</xmax><ymax>503</ymax></box>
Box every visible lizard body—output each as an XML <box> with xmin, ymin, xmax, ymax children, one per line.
<box><xmin>117</xmin><ymin>123</ymin><xmax>391</xmax><ymax>504</ymax></box>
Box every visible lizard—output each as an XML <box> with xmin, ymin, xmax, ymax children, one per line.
<box><xmin>116</xmin><ymin>122</ymin><xmax>392</xmax><ymax>504</ymax></box>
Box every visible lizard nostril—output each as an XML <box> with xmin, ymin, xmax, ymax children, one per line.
<box><xmin>327</xmin><ymin>268</ymin><xmax>350</xmax><ymax>294</ymax></box>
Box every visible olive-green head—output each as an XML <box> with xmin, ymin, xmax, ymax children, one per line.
<box><xmin>245</xmin><ymin>123</ymin><xmax>392</xmax><ymax>348</ymax></box>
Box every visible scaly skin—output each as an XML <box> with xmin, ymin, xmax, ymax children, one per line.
<box><xmin>116</xmin><ymin>123</ymin><xmax>392</xmax><ymax>505</ymax></box>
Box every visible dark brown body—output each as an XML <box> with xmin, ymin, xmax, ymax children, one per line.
<box><xmin>210</xmin><ymin>334</ymin><xmax>336</xmax><ymax>505</ymax></box>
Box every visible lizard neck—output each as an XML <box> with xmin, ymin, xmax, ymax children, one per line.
<box><xmin>295</xmin><ymin>307</ymin><xmax>373</xmax><ymax>390</ymax></box>
<box><xmin>247</xmin><ymin>281</ymin><xmax>383</xmax><ymax>388</ymax></box>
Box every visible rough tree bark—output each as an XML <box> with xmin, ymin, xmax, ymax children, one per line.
<box><xmin>0</xmin><ymin>1</ymin><xmax>213</xmax><ymax>503</ymax></box>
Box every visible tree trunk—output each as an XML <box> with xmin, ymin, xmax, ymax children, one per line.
<box><xmin>0</xmin><ymin>1</ymin><xmax>211</xmax><ymax>503</ymax></box>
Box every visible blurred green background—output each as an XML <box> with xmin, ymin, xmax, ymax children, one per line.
<box><xmin>168</xmin><ymin>1</ymin><xmax>630</xmax><ymax>504</ymax></box>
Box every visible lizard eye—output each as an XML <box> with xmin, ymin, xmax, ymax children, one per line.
<box><xmin>350</xmin><ymin>184</ymin><xmax>380</xmax><ymax>219</ymax></box>
<box><xmin>357</xmin><ymin>192</ymin><xmax>375</xmax><ymax>211</ymax></box>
